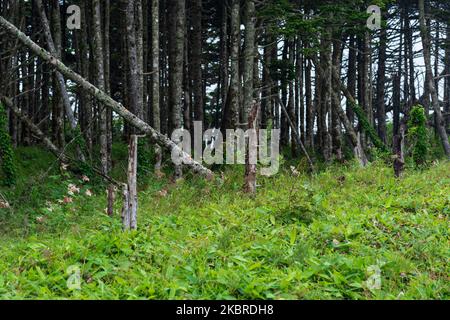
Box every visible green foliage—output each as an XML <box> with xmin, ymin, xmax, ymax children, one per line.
<box><xmin>0</xmin><ymin>102</ymin><xmax>16</xmax><ymax>187</ymax></box>
<box><xmin>349</xmin><ymin>101</ymin><xmax>389</xmax><ymax>154</ymax></box>
<box><xmin>0</xmin><ymin>147</ymin><xmax>449</xmax><ymax>299</ymax></box>
<box><xmin>408</xmin><ymin>105</ymin><xmax>429</xmax><ymax>168</ymax></box>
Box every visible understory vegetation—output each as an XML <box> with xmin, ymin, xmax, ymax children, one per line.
<box><xmin>0</xmin><ymin>147</ymin><xmax>448</xmax><ymax>300</ymax></box>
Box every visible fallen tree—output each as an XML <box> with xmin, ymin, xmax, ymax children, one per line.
<box><xmin>0</xmin><ymin>15</ymin><xmax>213</xmax><ymax>179</ymax></box>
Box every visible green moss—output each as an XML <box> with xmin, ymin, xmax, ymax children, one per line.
<box><xmin>0</xmin><ymin>102</ymin><xmax>16</xmax><ymax>186</ymax></box>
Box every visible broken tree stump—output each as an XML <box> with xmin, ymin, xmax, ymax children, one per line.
<box><xmin>122</xmin><ymin>135</ymin><xmax>139</xmax><ymax>230</ymax></box>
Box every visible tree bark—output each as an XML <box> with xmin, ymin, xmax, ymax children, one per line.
<box><xmin>151</xmin><ymin>0</ymin><xmax>162</xmax><ymax>173</ymax></box>
<box><xmin>242</xmin><ymin>0</ymin><xmax>255</xmax><ymax>123</ymax></box>
<box><xmin>168</xmin><ymin>0</ymin><xmax>186</xmax><ymax>180</ymax></box>
<box><xmin>92</xmin><ymin>0</ymin><xmax>109</xmax><ymax>174</ymax></box>
<box><xmin>0</xmin><ymin>15</ymin><xmax>213</xmax><ymax>178</ymax></box>
<box><xmin>376</xmin><ymin>17</ymin><xmax>387</xmax><ymax>145</ymax></box>
<box><xmin>191</xmin><ymin>0</ymin><xmax>204</xmax><ymax>124</ymax></box>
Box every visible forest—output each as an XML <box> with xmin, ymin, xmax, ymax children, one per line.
<box><xmin>0</xmin><ymin>0</ymin><xmax>449</xmax><ymax>300</ymax></box>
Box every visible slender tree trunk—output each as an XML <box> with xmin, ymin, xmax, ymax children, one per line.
<box><xmin>376</xmin><ymin>17</ymin><xmax>387</xmax><ymax>145</ymax></box>
<box><xmin>151</xmin><ymin>0</ymin><xmax>162</xmax><ymax>173</ymax></box>
<box><xmin>445</xmin><ymin>26</ymin><xmax>450</xmax><ymax>127</ymax></box>
<box><xmin>331</xmin><ymin>39</ymin><xmax>343</xmax><ymax>161</ymax></box>
<box><xmin>0</xmin><ymin>14</ymin><xmax>214</xmax><ymax>177</ymax></box>
<box><xmin>92</xmin><ymin>0</ymin><xmax>108</xmax><ymax>174</ymax></box>
<box><xmin>168</xmin><ymin>0</ymin><xmax>186</xmax><ymax>179</ymax></box>
<box><xmin>347</xmin><ymin>34</ymin><xmax>356</xmax><ymax>125</ymax></box>
<box><xmin>104</xmin><ymin>0</ymin><xmax>113</xmax><ymax>171</ymax></box>
<box><xmin>224</xmin><ymin>0</ymin><xmax>240</xmax><ymax>130</ymax></box>
<box><xmin>244</xmin><ymin>102</ymin><xmax>259</xmax><ymax>194</ymax></box>
<box><xmin>191</xmin><ymin>0</ymin><xmax>203</xmax><ymax>124</ymax></box>
<box><xmin>305</xmin><ymin>50</ymin><xmax>314</xmax><ymax>149</ymax></box>
<box><xmin>35</xmin><ymin>0</ymin><xmax>77</xmax><ymax>132</ymax></box>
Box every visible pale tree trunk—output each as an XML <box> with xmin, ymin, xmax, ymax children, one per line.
<box><xmin>305</xmin><ymin>50</ymin><xmax>314</xmax><ymax>149</ymax></box>
<box><xmin>319</xmin><ymin>31</ymin><xmax>331</xmax><ymax>161</ymax></box>
<box><xmin>78</xmin><ymin>0</ymin><xmax>92</xmax><ymax>154</ymax></box>
<box><xmin>104</xmin><ymin>0</ymin><xmax>113</xmax><ymax>172</ymax></box>
<box><xmin>126</xmin><ymin>0</ymin><xmax>144</xmax><ymax>121</ymax></box>
<box><xmin>122</xmin><ymin>135</ymin><xmax>138</xmax><ymax>230</ymax></box>
<box><xmin>346</xmin><ymin>34</ymin><xmax>357</xmax><ymax>125</ymax></box>
<box><xmin>52</xmin><ymin>0</ymin><xmax>63</xmax><ymax>148</ymax></box>
<box><xmin>35</xmin><ymin>0</ymin><xmax>78</xmax><ymax>134</ymax></box>
<box><xmin>92</xmin><ymin>0</ymin><xmax>109</xmax><ymax>174</ymax></box>
<box><xmin>191</xmin><ymin>0</ymin><xmax>203</xmax><ymax>124</ymax></box>
<box><xmin>288</xmin><ymin>40</ymin><xmax>296</xmax><ymax>156</ymax></box>
<box><xmin>151</xmin><ymin>0</ymin><xmax>162</xmax><ymax>173</ymax></box>
<box><xmin>136</xmin><ymin>0</ymin><xmax>145</xmax><ymax>119</ymax></box>
<box><xmin>168</xmin><ymin>0</ymin><xmax>186</xmax><ymax>180</ymax></box>
<box><xmin>0</xmin><ymin>15</ymin><xmax>213</xmax><ymax>178</ymax></box>
<box><xmin>1</xmin><ymin>95</ymin><xmax>119</xmax><ymax>186</ymax></box>
<box><xmin>261</xmin><ymin>28</ymin><xmax>272</xmax><ymax>129</ymax></box>
<box><xmin>224</xmin><ymin>0</ymin><xmax>240</xmax><ymax>130</ymax></box>
<box><xmin>445</xmin><ymin>26</ymin><xmax>450</xmax><ymax>128</ymax></box>
<box><xmin>244</xmin><ymin>102</ymin><xmax>259</xmax><ymax>194</ymax></box>
<box><xmin>376</xmin><ymin>17</ymin><xmax>387</xmax><ymax>145</ymax></box>
<box><xmin>419</xmin><ymin>0</ymin><xmax>450</xmax><ymax>157</ymax></box>
<box><xmin>219</xmin><ymin>1</ymin><xmax>229</xmax><ymax>127</ymax></box>
<box><xmin>331</xmin><ymin>39</ymin><xmax>343</xmax><ymax>161</ymax></box>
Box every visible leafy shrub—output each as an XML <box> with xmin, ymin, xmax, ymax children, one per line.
<box><xmin>408</xmin><ymin>105</ymin><xmax>429</xmax><ymax>168</ymax></box>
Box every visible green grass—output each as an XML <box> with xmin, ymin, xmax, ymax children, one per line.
<box><xmin>0</xmin><ymin>147</ymin><xmax>449</xmax><ymax>300</ymax></box>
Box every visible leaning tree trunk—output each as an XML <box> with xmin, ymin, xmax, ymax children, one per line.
<box><xmin>0</xmin><ymin>15</ymin><xmax>213</xmax><ymax>178</ymax></box>
<box><xmin>151</xmin><ymin>0</ymin><xmax>162</xmax><ymax>173</ymax></box>
<box><xmin>244</xmin><ymin>102</ymin><xmax>259</xmax><ymax>194</ymax></box>
<box><xmin>418</xmin><ymin>0</ymin><xmax>450</xmax><ymax>157</ymax></box>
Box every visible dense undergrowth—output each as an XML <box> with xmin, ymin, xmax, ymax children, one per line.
<box><xmin>0</xmin><ymin>146</ymin><xmax>448</xmax><ymax>299</ymax></box>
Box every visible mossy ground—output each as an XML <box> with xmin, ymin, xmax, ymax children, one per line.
<box><xmin>0</xmin><ymin>146</ymin><xmax>449</xmax><ymax>299</ymax></box>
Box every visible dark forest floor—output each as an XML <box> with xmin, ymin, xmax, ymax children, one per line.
<box><xmin>0</xmin><ymin>147</ymin><xmax>449</xmax><ymax>299</ymax></box>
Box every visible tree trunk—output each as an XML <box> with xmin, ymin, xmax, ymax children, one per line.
<box><xmin>242</xmin><ymin>0</ymin><xmax>255</xmax><ymax>123</ymax></box>
<box><xmin>151</xmin><ymin>0</ymin><xmax>162</xmax><ymax>173</ymax></box>
<box><xmin>376</xmin><ymin>17</ymin><xmax>387</xmax><ymax>145</ymax></box>
<box><xmin>92</xmin><ymin>0</ymin><xmax>108</xmax><ymax>174</ymax></box>
<box><xmin>244</xmin><ymin>102</ymin><xmax>259</xmax><ymax>194</ymax></box>
<box><xmin>35</xmin><ymin>0</ymin><xmax>77</xmax><ymax>133</ymax></box>
<box><xmin>122</xmin><ymin>135</ymin><xmax>138</xmax><ymax>230</ymax></box>
<box><xmin>191</xmin><ymin>0</ymin><xmax>204</xmax><ymax>124</ymax></box>
<box><xmin>223</xmin><ymin>0</ymin><xmax>240</xmax><ymax>130</ymax></box>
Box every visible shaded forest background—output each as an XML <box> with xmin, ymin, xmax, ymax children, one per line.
<box><xmin>0</xmin><ymin>0</ymin><xmax>449</xmax><ymax>185</ymax></box>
